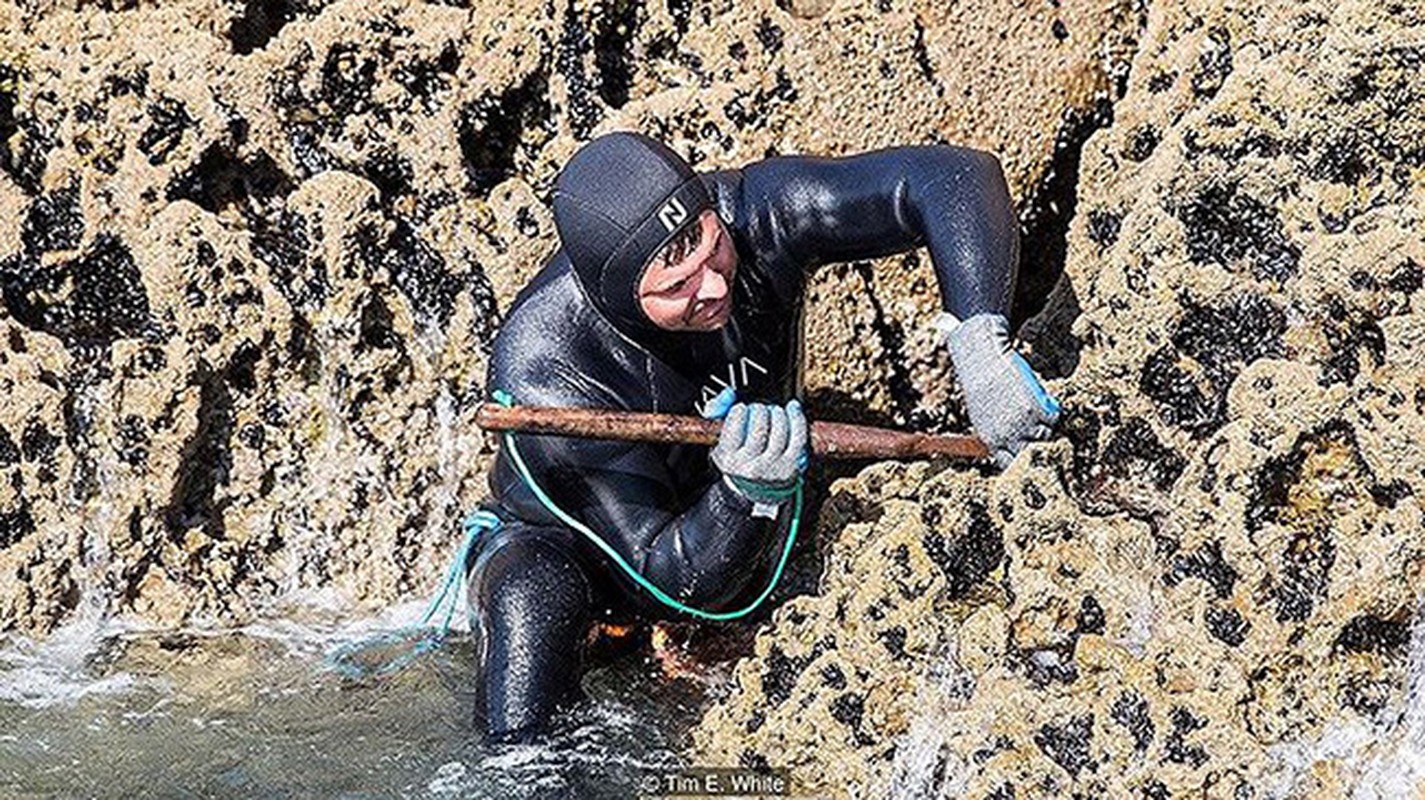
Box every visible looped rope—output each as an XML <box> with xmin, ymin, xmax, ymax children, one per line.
<box><xmin>323</xmin><ymin>509</ymin><xmax>501</xmax><ymax>679</ymax></box>
<box><xmin>323</xmin><ymin>388</ymin><xmax>805</xmax><ymax>678</ymax></box>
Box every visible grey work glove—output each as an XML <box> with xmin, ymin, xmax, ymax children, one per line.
<box><xmin>942</xmin><ymin>312</ymin><xmax>1062</xmax><ymax>470</ymax></box>
<box><xmin>706</xmin><ymin>390</ymin><xmax>809</xmax><ymax>516</ymax></box>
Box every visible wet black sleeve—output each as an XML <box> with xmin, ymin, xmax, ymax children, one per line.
<box><xmin>490</xmin><ymin>372</ymin><xmax>786</xmax><ymax>614</ymax></box>
<box><xmin>733</xmin><ymin>145</ymin><xmax>1021</xmax><ymax>320</ymax></box>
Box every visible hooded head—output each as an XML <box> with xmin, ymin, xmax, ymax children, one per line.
<box><xmin>552</xmin><ymin>132</ymin><xmax>714</xmax><ymax>336</ymax></box>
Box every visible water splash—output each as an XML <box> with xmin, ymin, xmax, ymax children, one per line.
<box><xmin>412</xmin><ymin>322</ymin><xmax>477</xmax><ymax>632</ymax></box>
<box><xmin>1268</xmin><ymin>595</ymin><xmax>1425</xmax><ymax>797</ymax></box>
<box><xmin>0</xmin><ymin>362</ymin><xmax>140</xmax><ymax>710</ymax></box>
<box><xmin>887</xmin><ymin>641</ymin><xmax>976</xmax><ymax>799</ymax></box>
<box><xmin>425</xmin><ymin>698</ymin><xmax>688</xmax><ymax>799</ymax></box>
<box><xmin>0</xmin><ymin>620</ymin><xmax>150</xmax><ymax>709</ymax></box>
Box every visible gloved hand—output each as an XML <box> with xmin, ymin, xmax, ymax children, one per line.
<box><xmin>941</xmin><ymin>312</ymin><xmax>1062</xmax><ymax>470</ymax></box>
<box><xmin>703</xmin><ymin>388</ymin><xmax>809</xmax><ymax>514</ymax></box>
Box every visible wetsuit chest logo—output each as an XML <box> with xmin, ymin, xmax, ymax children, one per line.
<box><xmin>698</xmin><ymin>356</ymin><xmax>769</xmax><ymax>412</ymax></box>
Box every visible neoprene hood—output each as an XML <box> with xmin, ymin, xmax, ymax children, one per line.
<box><xmin>552</xmin><ymin>131</ymin><xmax>713</xmax><ymax>333</ymax></box>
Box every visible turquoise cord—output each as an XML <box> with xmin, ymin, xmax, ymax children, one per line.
<box><xmin>325</xmin><ymin>389</ymin><xmax>805</xmax><ymax>678</ymax></box>
<box><xmin>324</xmin><ymin>509</ymin><xmax>499</xmax><ymax>679</ymax></box>
<box><xmin>492</xmin><ymin>389</ymin><xmax>802</xmax><ymax>622</ymax></box>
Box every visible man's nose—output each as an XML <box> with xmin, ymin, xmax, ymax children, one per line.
<box><xmin>696</xmin><ymin>264</ymin><xmax>727</xmax><ymax>301</ymax></box>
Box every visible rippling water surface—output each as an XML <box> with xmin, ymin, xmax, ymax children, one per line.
<box><xmin>0</xmin><ymin>605</ymin><xmax>710</xmax><ymax>799</ymax></box>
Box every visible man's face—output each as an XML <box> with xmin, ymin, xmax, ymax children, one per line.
<box><xmin>637</xmin><ymin>209</ymin><xmax>738</xmax><ymax>332</ymax></box>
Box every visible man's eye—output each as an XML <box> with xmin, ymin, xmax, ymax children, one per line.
<box><xmin>667</xmin><ymin>278</ymin><xmax>689</xmax><ymax>293</ymax></box>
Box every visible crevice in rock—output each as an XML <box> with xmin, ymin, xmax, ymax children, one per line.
<box><xmin>166</xmin><ymin>144</ymin><xmax>296</xmax><ymax>216</ymax></box>
<box><xmin>229</xmin><ymin>0</ymin><xmax>301</xmax><ymax>55</ymax></box>
<box><xmin>593</xmin><ymin>1</ymin><xmax>641</xmax><ymax>109</ymax></box>
<box><xmin>1014</xmin><ymin>11</ymin><xmax>1149</xmax><ymax>376</ymax></box>
<box><xmin>226</xmin><ymin>339</ymin><xmax>263</xmax><ymax>394</ymax></box>
<box><xmin>0</xmin><ymin>62</ymin><xmax>51</xmax><ymax>194</ymax></box>
<box><xmin>165</xmin><ymin>363</ymin><xmax>234</xmax><ymax>542</ymax></box>
<box><xmin>557</xmin><ymin>1</ymin><xmax>603</xmax><ymax>138</ymax></box>
<box><xmin>1011</xmin><ymin>96</ymin><xmax>1116</xmax><ymax>333</ymax></box>
<box><xmin>851</xmin><ymin>260</ymin><xmax>923</xmax><ymax>427</ymax></box>
<box><xmin>910</xmin><ymin>19</ymin><xmax>943</xmax><ymax>98</ymax></box>
<box><xmin>458</xmin><ymin>70</ymin><xmax>552</xmax><ymax>194</ymax></box>
<box><xmin>0</xmin><ymin>63</ymin><xmax>18</xmax><ymax>182</ymax></box>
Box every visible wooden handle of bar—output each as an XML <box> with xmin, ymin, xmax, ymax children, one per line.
<box><xmin>475</xmin><ymin>403</ymin><xmax>989</xmax><ymax>461</ymax></box>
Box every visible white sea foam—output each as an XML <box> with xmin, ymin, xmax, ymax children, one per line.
<box><xmin>1268</xmin><ymin>596</ymin><xmax>1425</xmax><ymax>797</ymax></box>
<box><xmin>0</xmin><ymin>612</ymin><xmax>150</xmax><ymax>709</ymax></box>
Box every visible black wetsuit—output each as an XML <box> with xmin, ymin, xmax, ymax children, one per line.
<box><xmin>466</xmin><ymin>145</ymin><xmax>1020</xmax><ymax>742</ymax></box>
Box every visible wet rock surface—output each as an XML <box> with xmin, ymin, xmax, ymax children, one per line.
<box><xmin>0</xmin><ymin>0</ymin><xmax>1128</xmax><ymax>636</ymax></box>
<box><xmin>691</xmin><ymin>0</ymin><xmax>1425</xmax><ymax>796</ymax></box>
<box><xmin>1</xmin><ymin>0</ymin><xmax>1419</xmax><ymax>796</ymax></box>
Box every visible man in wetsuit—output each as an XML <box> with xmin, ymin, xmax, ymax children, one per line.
<box><xmin>467</xmin><ymin>131</ymin><xmax>1061</xmax><ymax>743</ymax></box>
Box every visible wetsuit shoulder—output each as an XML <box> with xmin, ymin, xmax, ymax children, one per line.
<box><xmin>718</xmin><ymin>145</ymin><xmax>1019</xmax><ymax>320</ymax></box>
<box><xmin>489</xmin><ymin>251</ymin><xmax>633</xmax><ymax>410</ymax></box>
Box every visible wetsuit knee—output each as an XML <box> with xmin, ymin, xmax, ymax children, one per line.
<box><xmin>466</xmin><ymin>526</ymin><xmax>593</xmax><ymax>742</ymax></box>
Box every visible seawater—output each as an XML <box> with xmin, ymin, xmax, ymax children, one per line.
<box><xmin>0</xmin><ymin>606</ymin><xmax>705</xmax><ymax>799</ymax></box>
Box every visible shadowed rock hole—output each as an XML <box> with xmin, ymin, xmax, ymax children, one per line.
<box><xmin>167</xmin><ymin>144</ymin><xmax>296</xmax><ymax>215</ymax></box>
<box><xmin>594</xmin><ymin>1</ymin><xmax>640</xmax><ymax>108</ymax></box>
<box><xmin>459</xmin><ymin>72</ymin><xmax>552</xmax><ymax>194</ymax></box>
<box><xmin>230</xmin><ymin>0</ymin><xmax>301</xmax><ymax>55</ymax></box>
<box><xmin>165</xmin><ymin>364</ymin><xmax>234</xmax><ymax>542</ymax></box>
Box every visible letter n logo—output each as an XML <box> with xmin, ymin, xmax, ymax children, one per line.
<box><xmin>657</xmin><ymin>196</ymin><xmax>688</xmax><ymax>233</ymax></box>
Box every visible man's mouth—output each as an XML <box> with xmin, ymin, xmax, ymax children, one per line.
<box><xmin>695</xmin><ymin>296</ymin><xmax>729</xmax><ymax>324</ymax></box>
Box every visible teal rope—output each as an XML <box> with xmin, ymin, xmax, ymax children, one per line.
<box><xmin>492</xmin><ymin>389</ymin><xmax>802</xmax><ymax>622</ymax></box>
<box><xmin>325</xmin><ymin>387</ymin><xmax>806</xmax><ymax>678</ymax></box>
<box><xmin>324</xmin><ymin>509</ymin><xmax>500</xmax><ymax>679</ymax></box>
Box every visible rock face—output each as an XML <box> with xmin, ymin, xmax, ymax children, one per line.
<box><xmin>19</xmin><ymin>0</ymin><xmax>1420</xmax><ymax>796</ymax></box>
<box><xmin>0</xmin><ymin>0</ymin><xmax>1129</xmax><ymax>642</ymax></box>
<box><xmin>692</xmin><ymin>0</ymin><xmax>1425</xmax><ymax>796</ymax></box>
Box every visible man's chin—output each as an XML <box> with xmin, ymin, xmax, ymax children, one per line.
<box><xmin>681</xmin><ymin>318</ymin><xmax>728</xmax><ymax>333</ymax></box>
<box><xmin>683</xmin><ymin>299</ymin><xmax>731</xmax><ymax>331</ymax></box>
<box><xmin>699</xmin><ymin>306</ymin><xmax>733</xmax><ymax>331</ymax></box>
